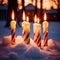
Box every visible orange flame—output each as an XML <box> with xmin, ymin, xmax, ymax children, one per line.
<box><xmin>44</xmin><ymin>13</ymin><xmax>47</xmax><ymax>21</ymax></box>
<box><xmin>34</xmin><ymin>15</ymin><xmax>37</xmax><ymax>23</ymax></box>
<box><xmin>37</xmin><ymin>18</ymin><xmax>40</xmax><ymax>23</ymax></box>
<box><xmin>12</xmin><ymin>10</ymin><xmax>14</xmax><ymax>20</ymax></box>
<box><xmin>26</xmin><ymin>16</ymin><xmax>29</xmax><ymax>22</ymax></box>
<box><xmin>23</xmin><ymin>11</ymin><xmax>25</xmax><ymax>21</ymax></box>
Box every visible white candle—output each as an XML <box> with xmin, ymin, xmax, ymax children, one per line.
<box><xmin>22</xmin><ymin>11</ymin><xmax>30</xmax><ymax>44</ymax></box>
<box><xmin>43</xmin><ymin>13</ymin><xmax>48</xmax><ymax>46</ymax></box>
<box><xmin>33</xmin><ymin>15</ymin><xmax>41</xmax><ymax>47</ymax></box>
<box><xmin>10</xmin><ymin>10</ymin><xmax>16</xmax><ymax>45</ymax></box>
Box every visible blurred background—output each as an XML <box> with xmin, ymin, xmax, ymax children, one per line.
<box><xmin>0</xmin><ymin>0</ymin><xmax>60</xmax><ymax>22</ymax></box>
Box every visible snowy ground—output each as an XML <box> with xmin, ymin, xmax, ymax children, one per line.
<box><xmin>0</xmin><ymin>21</ymin><xmax>60</xmax><ymax>60</ymax></box>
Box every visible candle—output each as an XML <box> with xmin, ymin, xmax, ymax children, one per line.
<box><xmin>10</xmin><ymin>10</ymin><xmax>16</xmax><ymax>45</ymax></box>
<box><xmin>33</xmin><ymin>15</ymin><xmax>41</xmax><ymax>47</ymax></box>
<box><xmin>43</xmin><ymin>13</ymin><xmax>48</xmax><ymax>46</ymax></box>
<box><xmin>22</xmin><ymin>11</ymin><xmax>30</xmax><ymax>44</ymax></box>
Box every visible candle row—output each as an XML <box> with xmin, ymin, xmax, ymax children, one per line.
<box><xmin>10</xmin><ymin>10</ymin><xmax>48</xmax><ymax>48</ymax></box>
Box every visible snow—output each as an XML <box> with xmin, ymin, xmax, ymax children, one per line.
<box><xmin>0</xmin><ymin>21</ymin><xmax>60</xmax><ymax>60</ymax></box>
<box><xmin>0</xmin><ymin>35</ymin><xmax>60</xmax><ymax>60</ymax></box>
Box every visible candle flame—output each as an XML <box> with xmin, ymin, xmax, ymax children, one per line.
<box><xmin>26</xmin><ymin>16</ymin><xmax>29</xmax><ymax>22</ymax></box>
<box><xmin>37</xmin><ymin>18</ymin><xmax>40</xmax><ymax>23</ymax></box>
<box><xmin>44</xmin><ymin>13</ymin><xmax>47</xmax><ymax>21</ymax></box>
<box><xmin>12</xmin><ymin>10</ymin><xmax>14</xmax><ymax>20</ymax></box>
<box><xmin>34</xmin><ymin>15</ymin><xmax>37</xmax><ymax>23</ymax></box>
<box><xmin>23</xmin><ymin>11</ymin><xmax>25</xmax><ymax>21</ymax></box>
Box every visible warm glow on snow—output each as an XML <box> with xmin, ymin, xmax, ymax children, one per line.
<box><xmin>0</xmin><ymin>35</ymin><xmax>60</xmax><ymax>60</ymax></box>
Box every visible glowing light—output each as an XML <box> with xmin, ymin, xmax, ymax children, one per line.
<box><xmin>2</xmin><ymin>0</ymin><xmax>8</xmax><ymax>5</ymax></box>
<box><xmin>1</xmin><ymin>0</ymin><xmax>58</xmax><ymax>10</ymax></box>
<box><xmin>23</xmin><ymin>11</ymin><xmax>25</xmax><ymax>21</ymax></box>
<box><xmin>34</xmin><ymin>15</ymin><xmax>37</xmax><ymax>23</ymax></box>
<box><xmin>44</xmin><ymin>13</ymin><xmax>47</xmax><ymax>21</ymax></box>
<box><xmin>26</xmin><ymin>16</ymin><xmax>29</xmax><ymax>22</ymax></box>
<box><xmin>37</xmin><ymin>2</ymin><xmax>40</xmax><ymax>9</ymax></box>
<box><xmin>18</xmin><ymin>5</ymin><xmax>22</xmax><ymax>9</ymax></box>
<box><xmin>25</xmin><ymin>0</ymin><xmax>31</xmax><ymax>6</ymax></box>
<box><xmin>37</xmin><ymin>18</ymin><xmax>40</xmax><ymax>23</ymax></box>
<box><xmin>12</xmin><ymin>10</ymin><xmax>14</xmax><ymax>20</ymax></box>
<box><xmin>30</xmin><ymin>39</ymin><xmax>37</xmax><ymax>47</ymax></box>
<box><xmin>48</xmin><ymin>39</ymin><xmax>55</xmax><ymax>47</ymax></box>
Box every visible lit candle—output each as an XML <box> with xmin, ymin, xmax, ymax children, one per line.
<box><xmin>43</xmin><ymin>13</ymin><xmax>48</xmax><ymax>46</ymax></box>
<box><xmin>33</xmin><ymin>15</ymin><xmax>41</xmax><ymax>47</ymax></box>
<box><xmin>10</xmin><ymin>10</ymin><xmax>16</xmax><ymax>45</ymax></box>
<box><xmin>22</xmin><ymin>11</ymin><xmax>30</xmax><ymax>44</ymax></box>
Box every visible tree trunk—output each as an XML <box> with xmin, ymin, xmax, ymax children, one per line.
<box><xmin>5</xmin><ymin>0</ymin><xmax>18</xmax><ymax>27</ymax></box>
<box><xmin>57</xmin><ymin>4</ymin><xmax>60</xmax><ymax>21</ymax></box>
<box><xmin>22</xmin><ymin>0</ymin><xmax>25</xmax><ymax>11</ymax></box>
<box><xmin>8</xmin><ymin>0</ymin><xmax>17</xmax><ymax>20</ymax></box>
<box><xmin>40</xmin><ymin>0</ymin><xmax>43</xmax><ymax>22</ymax></box>
<box><xmin>35</xmin><ymin>0</ymin><xmax>37</xmax><ymax>15</ymax></box>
